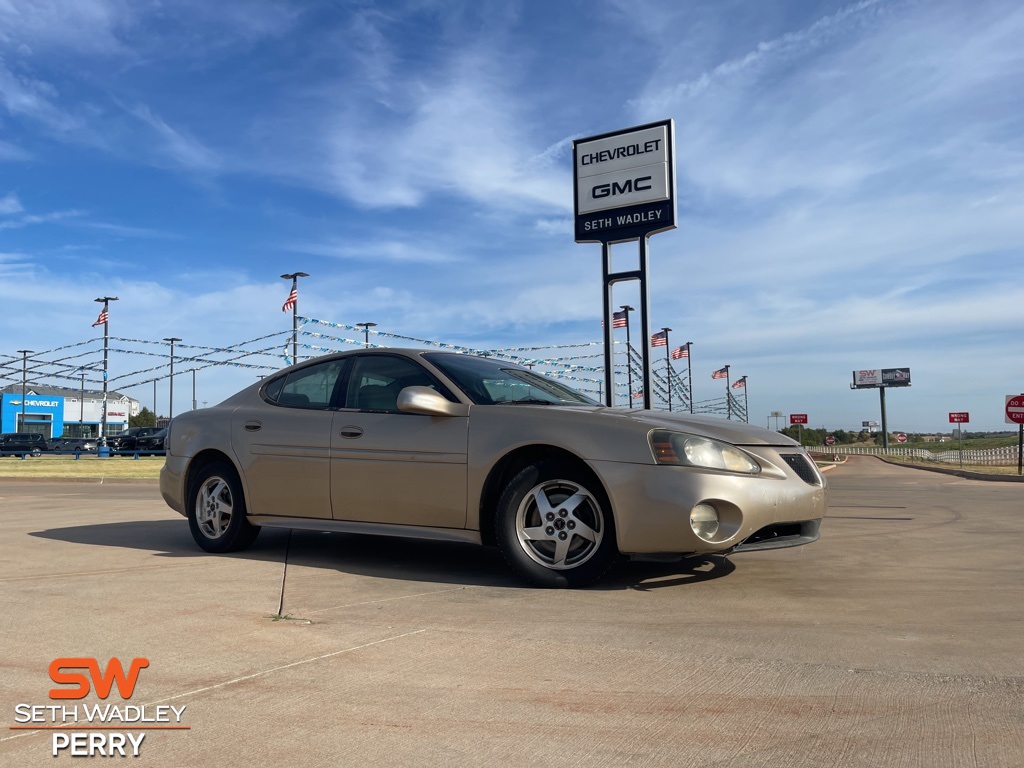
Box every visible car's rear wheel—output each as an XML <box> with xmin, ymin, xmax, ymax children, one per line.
<box><xmin>187</xmin><ymin>462</ymin><xmax>260</xmax><ymax>553</ymax></box>
<box><xmin>31</xmin><ymin>447</ymin><xmax>42</xmax><ymax>457</ymax></box>
<box><xmin>495</xmin><ymin>460</ymin><xmax>617</xmax><ymax>588</ymax></box>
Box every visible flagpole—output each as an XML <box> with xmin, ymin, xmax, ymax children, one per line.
<box><xmin>94</xmin><ymin>296</ymin><xmax>118</xmax><ymax>455</ymax></box>
<box><xmin>743</xmin><ymin>378</ymin><xmax>749</xmax><ymax>423</ymax></box>
<box><xmin>621</xmin><ymin>304</ymin><xmax>634</xmax><ymax>408</ymax></box>
<box><xmin>660</xmin><ymin>327</ymin><xmax>672</xmax><ymax>411</ymax></box>
<box><xmin>281</xmin><ymin>272</ymin><xmax>309</xmax><ymax>365</ymax></box>
<box><xmin>686</xmin><ymin>342</ymin><xmax>694</xmax><ymax>414</ymax></box>
<box><xmin>725</xmin><ymin>365</ymin><xmax>732</xmax><ymax>420</ymax></box>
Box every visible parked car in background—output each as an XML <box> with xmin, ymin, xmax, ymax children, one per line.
<box><xmin>0</xmin><ymin>432</ymin><xmax>48</xmax><ymax>457</ymax></box>
<box><xmin>160</xmin><ymin>349</ymin><xmax>828</xmax><ymax>588</ymax></box>
<box><xmin>49</xmin><ymin>437</ymin><xmax>98</xmax><ymax>453</ymax></box>
<box><xmin>134</xmin><ymin>429</ymin><xmax>167</xmax><ymax>454</ymax></box>
<box><xmin>109</xmin><ymin>427</ymin><xmax>161</xmax><ymax>452</ymax></box>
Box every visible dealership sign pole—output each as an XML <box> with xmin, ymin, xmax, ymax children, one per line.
<box><xmin>851</xmin><ymin>368</ymin><xmax>911</xmax><ymax>452</ymax></box>
<box><xmin>574</xmin><ymin>120</ymin><xmax>676</xmax><ymax>409</ymax></box>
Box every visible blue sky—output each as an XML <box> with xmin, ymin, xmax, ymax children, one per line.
<box><xmin>1</xmin><ymin>0</ymin><xmax>1022</xmax><ymax>432</ymax></box>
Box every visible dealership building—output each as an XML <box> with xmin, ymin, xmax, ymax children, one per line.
<box><xmin>0</xmin><ymin>385</ymin><xmax>141</xmax><ymax>439</ymax></box>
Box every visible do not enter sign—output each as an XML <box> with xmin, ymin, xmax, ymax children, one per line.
<box><xmin>896</xmin><ymin>433</ymin><xmax>908</xmax><ymax>443</ymax></box>
<box><xmin>824</xmin><ymin>435</ymin><xmax>836</xmax><ymax>445</ymax></box>
<box><xmin>1006</xmin><ymin>395</ymin><xmax>1024</xmax><ymax>425</ymax></box>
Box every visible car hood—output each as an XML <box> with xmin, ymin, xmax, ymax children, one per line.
<box><xmin>524</xmin><ymin>406</ymin><xmax>800</xmax><ymax>447</ymax></box>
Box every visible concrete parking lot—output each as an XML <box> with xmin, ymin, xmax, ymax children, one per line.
<box><xmin>1</xmin><ymin>456</ymin><xmax>1022</xmax><ymax>766</ymax></box>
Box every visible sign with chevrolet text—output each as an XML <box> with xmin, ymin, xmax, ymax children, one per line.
<box><xmin>852</xmin><ymin>368</ymin><xmax>912</xmax><ymax>389</ymax></box>
<box><xmin>948</xmin><ymin>412</ymin><xmax>969</xmax><ymax>424</ymax></box>
<box><xmin>790</xmin><ymin>414</ymin><xmax>808</xmax><ymax>424</ymax></box>
<box><xmin>573</xmin><ymin>120</ymin><xmax>676</xmax><ymax>244</ymax></box>
<box><xmin>1006</xmin><ymin>395</ymin><xmax>1024</xmax><ymax>425</ymax></box>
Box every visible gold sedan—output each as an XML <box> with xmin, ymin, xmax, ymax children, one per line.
<box><xmin>160</xmin><ymin>349</ymin><xmax>827</xmax><ymax>587</ymax></box>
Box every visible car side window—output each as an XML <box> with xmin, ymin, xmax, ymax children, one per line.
<box><xmin>344</xmin><ymin>356</ymin><xmax>453</xmax><ymax>412</ymax></box>
<box><xmin>264</xmin><ymin>359</ymin><xmax>346</xmax><ymax>409</ymax></box>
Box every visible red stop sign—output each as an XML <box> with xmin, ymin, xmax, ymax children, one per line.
<box><xmin>896</xmin><ymin>433</ymin><xmax>908</xmax><ymax>443</ymax></box>
<box><xmin>1006</xmin><ymin>395</ymin><xmax>1024</xmax><ymax>425</ymax></box>
<box><xmin>824</xmin><ymin>435</ymin><xmax>836</xmax><ymax>445</ymax></box>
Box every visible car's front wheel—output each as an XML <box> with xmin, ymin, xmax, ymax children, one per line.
<box><xmin>187</xmin><ymin>462</ymin><xmax>260</xmax><ymax>553</ymax></box>
<box><xmin>495</xmin><ymin>460</ymin><xmax>617</xmax><ymax>588</ymax></box>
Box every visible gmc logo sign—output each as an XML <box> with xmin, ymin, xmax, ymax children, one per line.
<box><xmin>592</xmin><ymin>176</ymin><xmax>652</xmax><ymax>199</ymax></box>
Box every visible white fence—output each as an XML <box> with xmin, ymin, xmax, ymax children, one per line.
<box><xmin>807</xmin><ymin>445</ymin><xmax>1021</xmax><ymax>466</ymax></box>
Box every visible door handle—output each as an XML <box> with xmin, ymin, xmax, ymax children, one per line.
<box><xmin>244</xmin><ymin>421</ymin><xmax>262</xmax><ymax>432</ymax></box>
<box><xmin>339</xmin><ymin>426</ymin><xmax>364</xmax><ymax>439</ymax></box>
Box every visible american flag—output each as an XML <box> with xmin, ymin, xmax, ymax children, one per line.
<box><xmin>281</xmin><ymin>287</ymin><xmax>297</xmax><ymax>312</ymax></box>
<box><xmin>671</xmin><ymin>345</ymin><xmax>689</xmax><ymax>360</ymax></box>
<box><xmin>651</xmin><ymin>330</ymin><xmax>668</xmax><ymax>347</ymax></box>
<box><xmin>712</xmin><ymin>366</ymin><xmax>729</xmax><ymax>380</ymax></box>
<box><xmin>732</xmin><ymin>377</ymin><xmax>746</xmax><ymax>389</ymax></box>
<box><xmin>632</xmin><ymin>389</ymin><xmax>644</xmax><ymax>399</ymax></box>
<box><xmin>612</xmin><ymin>310</ymin><xmax>628</xmax><ymax>328</ymax></box>
<box><xmin>92</xmin><ymin>309</ymin><xmax>108</xmax><ymax>327</ymax></box>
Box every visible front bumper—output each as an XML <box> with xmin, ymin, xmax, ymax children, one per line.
<box><xmin>590</xmin><ymin>447</ymin><xmax>827</xmax><ymax>554</ymax></box>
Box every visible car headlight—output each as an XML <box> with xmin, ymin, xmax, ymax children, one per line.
<box><xmin>650</xmin><ymin>430</ymin><xmax>760</xmax><ymax>475</ymax></box>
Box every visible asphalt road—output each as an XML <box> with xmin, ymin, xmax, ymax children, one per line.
<box><xmin>1</xmin><ymin>456</ymin><xmax>1021</xmax><ymax>766</ymax></box>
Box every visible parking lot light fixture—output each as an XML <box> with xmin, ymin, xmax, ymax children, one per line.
<box><xmin>356</xmin><ymin>321</ymin><xmax>378</xmax><ymax>348</ymax></box>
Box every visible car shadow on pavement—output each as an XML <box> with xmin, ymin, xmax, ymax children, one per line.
<box><xmin>29</xmin><ymin>520</ymin><xmax>293</xmax><ymax>562</ymax></box>
<box><xmin>30</xmin><ymin>521</ymin><xmax>738</xmax><ymax>591</ymax></box>
<box><xmin>599</xmin><ymin>555</ymin><xmax>736</xmax><ymax>591</ymax></box>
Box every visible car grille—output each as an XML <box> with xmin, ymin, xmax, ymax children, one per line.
<box><xmin>780</xmin><ymin>454</ymin><xmax>821</xmax><ymax>485</ymax></box>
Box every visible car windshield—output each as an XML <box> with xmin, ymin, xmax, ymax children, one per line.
<box><xmin>423</xmin><ymin>353</ymin><xmax>597</xmax><ymax>406</ymax></box>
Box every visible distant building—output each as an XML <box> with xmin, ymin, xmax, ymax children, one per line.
<box><xmin>0</xmin><ymin>384</ymin><xmax>140</xmax><ymax>439</ymax></box>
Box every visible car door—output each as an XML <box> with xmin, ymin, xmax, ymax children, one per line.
<box><xmin>231</xmin><ymin>358</ymin><xmax>346</xmax><ymax>520</ymax></box>
<box><xmin>330</xmin><ymin>354</ymin><xmax>468</xmax><ymax>529</ymax></box>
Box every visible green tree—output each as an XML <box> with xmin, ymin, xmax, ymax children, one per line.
<box><xmin>130</xmin><ymin>407</ymin><xmax>157</xmax><ymax>428</ymax></box>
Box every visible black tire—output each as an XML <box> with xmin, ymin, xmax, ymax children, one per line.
<box><xmin>31</xmin><ymin>447</ymin><xmax>42</xmax><ymax>458</ymax></box>
<box><xmin>187</xmin><ymin>461</ymin><xmax>260</xmax><ymax>553</ymax></box>
<box><xmin>495</xmin><ymin>459</ymin><xmax>617</xmax><ymax>588</ymax></box>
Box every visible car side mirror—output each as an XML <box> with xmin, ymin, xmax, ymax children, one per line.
<box><xmin>396</xmin><ymin>386</ymin><xmax>469</xmax><ymax>417</ymax></box>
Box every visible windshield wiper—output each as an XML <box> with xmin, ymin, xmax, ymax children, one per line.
<box><xmin>504</xmin><ymin>398</ymin><xmax>559</xmax><ymax>405</ymax></box>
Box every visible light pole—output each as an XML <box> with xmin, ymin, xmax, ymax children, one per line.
<box><xmin>620</xmin><ymin>305</ymin><xmax>634</xmax><ymax>408</ymax></box>
<box><xmin>94</xmin><ymin>296</ymin><xmax>118</xmax><ymax>449</ymax></box>
<box><xmin>164</xmin><ymin>337</ymin><xmax>181</xmax><ymax>419</ymax></box>
<box><xmin>281</xmin><ymin>272</ymin><xmax>309</xmax><ymax>364</ymax></box>
<box><xmin>16</xmin><ymin>350</ymin><xmax>32</xmax><ymax>432</ymax></box>
<box><xmin>356</xmin><ymin>322</ymin><xmax>377</xmax><ymax>349</ymax></box>
<box><xmin>191</xmin><ymin>369</ymin><xmax>197</xmax><ymax>410</ymax></box>
<box><xmin>78</xmin><ymin>368</ymin><xmax>86</xmax><ymax>433</ymax></box>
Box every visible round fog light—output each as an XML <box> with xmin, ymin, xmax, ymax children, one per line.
<box><xmin>690</xmin><ymin>503</ymin><xmax>720</xmax><ymax>541</ymax></box>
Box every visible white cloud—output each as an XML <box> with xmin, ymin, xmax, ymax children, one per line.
<box><xmin>287</xmin><ymin>239</ymin><xmax>460</xmax><ymax>264</ymax></box>
<box><xmin>127</xmin><ymin>103</ymin><xmax>221</xmax><ymax>173</ymax></box>
<box><xmin>0</xmin><ymin>0</ymin><xmax>132</xmax><ymax>57</ymax></box>
<box><xmin>0</xmin><ymin>192</ymin><xmax>23</xmax><ymax>214</ymax></box>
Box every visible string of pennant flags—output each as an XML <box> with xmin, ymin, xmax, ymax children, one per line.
<box><xmin>1</xmin><ymin>310</ymin><xmax>750</xmax><ymax>420</ymax></box>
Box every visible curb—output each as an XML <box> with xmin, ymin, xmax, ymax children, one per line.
<box><xmin>0</xmin><ymin>476</ymin><xmax>159</xmax><ymax>484</ymax></box>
